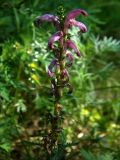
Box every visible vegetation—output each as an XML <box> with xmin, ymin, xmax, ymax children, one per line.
<box><xmin>0</xmin><ymin>0</ymin><xmax>120</xmax><ymax>160</ymax></box>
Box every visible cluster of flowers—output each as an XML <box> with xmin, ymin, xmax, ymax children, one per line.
<box><xmin>34</xmin><ymin>9</ymin><xmax>88</xmax><ymax>95</ymax></box>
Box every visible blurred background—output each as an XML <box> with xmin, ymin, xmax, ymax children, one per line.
<box><xmin>0</xmin><ymin>0</ymin><xmax>120</xmax><ymax>159</ymax></box>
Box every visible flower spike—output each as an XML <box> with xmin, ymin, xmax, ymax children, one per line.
<box><xmin>66</xmin><ymin>40</ymin><xmax>81</xmax><ymax>57</ymax></box>
<box><xmin>34</xmin><ymin>8</ymin><xmax>88</xmax><ymax>154</ymax></box>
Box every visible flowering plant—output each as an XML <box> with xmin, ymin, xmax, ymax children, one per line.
<box><xmin>34</xmin><ymin>7</ymin><xmax>88</xmax><ymax>158</ymax></box>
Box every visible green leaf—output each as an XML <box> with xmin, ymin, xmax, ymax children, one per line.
<box><xmin>0</xmin><ymin>143</ymin><xmax>12</xmax><ymax>153</ymax></box>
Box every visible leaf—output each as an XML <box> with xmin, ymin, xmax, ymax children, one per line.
<box><xmin>81</xmin><ymin>149</ymin><xmax>95</xmax><ymax>160</ymax></box>
<box><xmin>0</xmin><ymin>84</ymin><xmax>9</xmax><ymax>101</ymax></box>
<box><xmin>0</xmin><ymin>143</ymin><xmax>12</xmax><ymax>153</ymax></box>
<box><xmin>81</xmin><ymin>149</ymin><xmax>113</xmax><ymax>160</ymax></box>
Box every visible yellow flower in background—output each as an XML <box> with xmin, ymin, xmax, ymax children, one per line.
<box><xmin>31</xmin><ymin>74</ymin><xmax>40</xmax><ymax>85</ymax></box>
<box><xmin>81</xmin><ymin>108</ymin><xmax>89</xmax><ymax>117</ymax></box>
<box><xmin>29</xmin><ymin>63</ymin><xmax>38</xmax><ymax>69</ymax></box>
<box><xmin>89</xmin><ymin>109</ymin><xmax>101</xmax><ymax>122</ymax></box>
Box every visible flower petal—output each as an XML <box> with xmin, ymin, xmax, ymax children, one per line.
<box><xmin>64</xmin><ymin>9</ymin><xmax>88</xmax><ymax>34</ymax></box>
<box><xmin>69</xmin><ymin>19</ymin><xmax>87</xmax><ymax>33</ymax></box>
<box><xmin>66</xmin><ymin>40</ymin><xmax>81</xmax><ymax>57</ymax></box>
<box><xmin>48</xmin><ymin>31</ymin><xmax>63</xmax><ymax>49</ymax></box>
<box><xmin>66</xmin><ymin>9</ymin><xmax>88</xmax><ymax>20</ymax></box>
<box><xmin>48</xmin><ymin>69</ymin><xmax>54</xmax><ymax>77</ymax></box>
<box><xmin>34</xmin><ymin>14</ymin><xmax>60</xmax><ymax>30</ymax></box>
<box><xmin>48</xmin><ymin>59</ymin><xmax>58</xmax><ymax>77</ymax></box>
<box><xmin>61</xmin><ymin>69</ymin><xmax>69</xmax><ymax>84</ymax></box>
<box><xmin>66</xmin><ymin>50</ymin><xmax>74</xmax><ymax>67</ymax></box>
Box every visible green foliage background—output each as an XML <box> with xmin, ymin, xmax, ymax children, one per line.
<box><xmin>0</xmin><ymin>0</ymin><xmax>120</xmax><ymax>159</ymax></box>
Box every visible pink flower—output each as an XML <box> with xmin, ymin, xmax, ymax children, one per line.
<box><xmin>34</xmin><ymin>8</ymin><xmax>88</xmax><ymax>89</ymax></box>
<box><xmin>61</xmin><ymin>69</ymin><xmax>69</xmax><ymax>84</ymax></box>
<box><xmin>34</xmin><ymin>14</ymin><xmax>60</xmax><ymax>30</ymax></box>
<box><xmin>66</xmin><ymin>9</ymin><xmax>88</xmax><ymax>20</ymax></box>
<box><xmin>66</xmin><ymin>50</ymin><xmax>74</xmax><ymax>67</ymax></box>
<box><xmin>69</xmin><ymin>19</ymin><xmax>87</xmax><ymax>33</ymax></box>
<box><xmin>48</xmin><ymin>59</ymin><xmax>58</xmax><ymax>77</ymax></box>
<box><xmin>48</xmin><ymin>31</ymin><xmax>63</xmax><ymax>49</ymax></box>
<box><xmin>66</xmin><ymin>39</ymin><xmax>81</xmax><ymax>57</ymax></box>
<box><xmin>64</xmin><ymin>9</ymin><xmax>88</xmax><ymax>34</ymax></box>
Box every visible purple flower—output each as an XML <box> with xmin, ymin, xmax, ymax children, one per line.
<box><xmin>61</xmin><ymin>69</ymin><xmax>69</xmax><ymax>84</ymax></box>
<box><xmin>34</xmin><ymin>8</ymin><xmax>88</xmax><ymax>91</ymax></box>
<box><xmin>66</xmin><ymin>39</ymin><xmax>81</xmax><ymax>57</ymax></box>
<box><xmin>48</xmin><ymin>59</ymin><xmax>58</xmax><ymax>77</ymax></box>
<box><xmin>66</xmin><ymin>50</ymin><xmax>74</xmax><ymax>67</ymax></box>
<box><xmin>48</xmin><ymin>31</ymin><xmax>63</xmax><ymax>49</ymax></box>
<box><xmin>34</xmin><ymin>14</ymin><xmax>60</xmax><ymax>30</ymax></box>
<box><xmin>69</xmin><ymin>19</ymin><xmax>87</xmax><ymax>33</ymax></box>
<box><xmin>66</xmin><ymin>9</ymin><xmax>88</xmax><ymax>20</ymax></box>
<box><xmin>64</xmin><ymin>9</ymin><xmax>88</xmax><ymax>34</ymax></box>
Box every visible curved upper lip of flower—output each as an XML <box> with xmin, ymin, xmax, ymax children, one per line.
<box><xmin>48</xmin><ymin>31</ymin><xmax>63</xmax><ymax>49</ymax></box>
<box><xmin>66</xmin><ymin>39</ymin><xmax>81</xmax><ymax>57</ymax></box>
<box><xmin>66</xmin><ymin>9</ymin><xmax>88</xmax><ymax>20</ymax></box>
